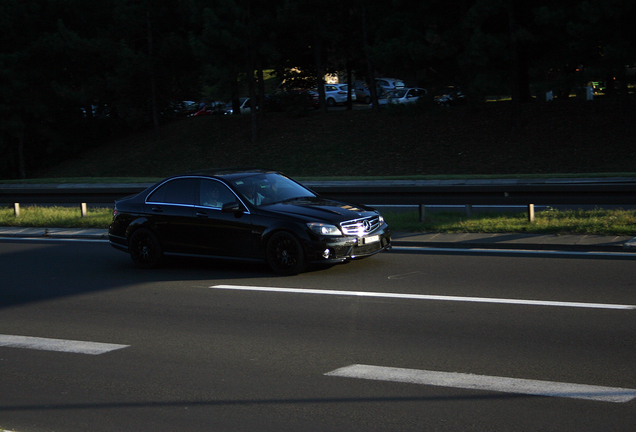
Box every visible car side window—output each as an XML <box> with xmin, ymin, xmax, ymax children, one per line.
<box><xmin>199</xmin><ymin>179</ymin><xmax>234</xmax><ymax>209</ymax></box>
<box><xmin>147</xmin><ymin>178</ymin><xmax>196</xmax><ymax>205</ymax></box>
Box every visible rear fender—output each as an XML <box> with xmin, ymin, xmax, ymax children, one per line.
<box><xmin>125</xmin><ymin>217</ymin><xmax>152</xmax><ymax>240</ymax></box>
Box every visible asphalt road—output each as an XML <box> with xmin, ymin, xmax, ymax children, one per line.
<box><xmin>1</xmin><ymin>238</ymin><xmax>635</xmax><ymax>431</ymax></box>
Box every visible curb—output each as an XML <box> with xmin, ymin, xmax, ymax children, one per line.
<box><xmin>0</xmin><ymin>228</ymin><xmax>108</xmax><ymax>239</ymax></box>
<box><xmin>390</xmin><ymin>239</ymin><xmax>631</xmax><ymax>253</ymax></box>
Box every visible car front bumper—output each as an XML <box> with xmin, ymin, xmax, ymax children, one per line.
<box><xmin>303</xmin><ymin>229</ymin><xmax>392</xmax><ymax>264</ymax></box>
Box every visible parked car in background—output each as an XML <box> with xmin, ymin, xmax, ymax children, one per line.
<box><xmin>190</xmin><ymin>101</ymin><xmax>226</xmax><ymax>117</ymax></box>
<box><xmin>353</xmin><ymin>81</ymin><xmax>372</xmax><ymax>104</ymax></box>
<box><xmin>373</xmin><ymin>87</ymin><xmax>427</xmax><ymax>107</ymax></box>
<box><xmin>178</xmin><ymin>101</ymin><xmax>198</xmax><ymax>116</ymax></box>
<box><xmin>224</xmin><ymin>97</ymin><xmax>253</xmax><ymax>115</ymax></box>
<box><xmin>375</xmin><ymin>78</ymin><xmax>406</xmax><ymax>95</ymax></box>
<box><xmin>108</xmin><ymin>168</ymin><xmax>391</xmax><ymax>275</ymax></box>
<box><xmin>434</xmin><ymin>86</ymin><xmax>466</xmax><ymax>106</ymax></box>
<box><xmin>323</xmin><ymin>84</ymin><xmax>356</xmax><ymax>107</ymax></box>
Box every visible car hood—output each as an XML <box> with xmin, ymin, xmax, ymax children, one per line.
<box><xmin>262</xmin><ymin>197</ymin><xmax>378</xmax><ymax>222</ymax></box>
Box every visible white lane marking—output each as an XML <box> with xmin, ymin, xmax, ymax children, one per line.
<box><xmin>0</xmin><ymin>335</ymin><xmax>129</xmax><ymax>355</ymax></box>
<box><xmin>392</xmin><ymin>245</ymin><xmax>636</xmax><ymax>258</ymax></box>
<box><xmin>209</xmin><ymin>285</ymin><xmax>636</xmax><ymax>310</ymax></box>
<box><xmin>325</xmin><ymin>365</ymin><xmax>636</xmax><ymax>403</ymax></box>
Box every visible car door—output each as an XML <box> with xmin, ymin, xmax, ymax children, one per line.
<box><xmin>144</xmin><ymin>178</ymin><xmax>197</xmax><ymax>253</ymax></box>
<box><xmin>193</xmin><ymin>179</ymin><xmax>256</xmax><ymax>258</ymax></box>
<box><xmin>410</xmin><ymin>88</ymin><xmax>425</xmax><ymax>103</ymax></box>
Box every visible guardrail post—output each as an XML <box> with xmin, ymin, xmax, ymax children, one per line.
<box><xmin>80</xmin><ymin>203</ymin><xmax>88</xmax><ymax>217</ymax></box>
<box><xmin>528</xmin><ymin>204</ymin><xmax>535</xmax><ymax>222</ymax></box>
<box><xmin>465</xmin><ymin>204</ymin><xmax>473</xmax><ymax>217</ymax></box>
<box><xmin>419</xmin><ymin>204</ymin><xmax>426</xmax><ymax>222</ymax></box>
<box><xmin>13</xmin><ymin>203</ymin><xmax>20</xmax><ymax>217</ymax></box>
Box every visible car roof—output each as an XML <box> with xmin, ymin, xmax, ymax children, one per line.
<box><xmin>375</xmin><ymin>77</ymin><xmax>404</xmax><ymax>82</ymax></box>
<box><xmin>170</xmin><ymin>167</ymin><xmax>277</xmax><ymax>182</ymax></box>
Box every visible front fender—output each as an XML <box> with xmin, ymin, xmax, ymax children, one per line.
<box><xmin>261</xmin><ymin>220</ymin><xmax>310</xmax><ymax>243</ymax></box>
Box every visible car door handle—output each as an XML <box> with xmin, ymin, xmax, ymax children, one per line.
<box><xmin>151</xmin><ymin>206</ymin><xmax>163</xmax><ymax>213</ymax></box>
<box><xmin>196</xmin><ymin>211</ymin><xmax>208</xmax><ymax>218</ymax></box>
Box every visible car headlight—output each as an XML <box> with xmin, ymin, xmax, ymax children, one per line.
<box><xmin>378</xmin><ymin>214</ymin><xmax>385</xmax><ymax>225</ymax></box>
<box><xmin>307</xmin><ymin>222</ymin><xmax>342</xmax><ymax>236</ymax></box>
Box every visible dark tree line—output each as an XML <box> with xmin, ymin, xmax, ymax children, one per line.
<box><xmin>1</xmin><ymin>0</ymin><xmax>634</xmax><ymax>178</ymax></box>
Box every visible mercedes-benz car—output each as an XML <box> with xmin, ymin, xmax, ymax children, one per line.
<box><xmin>108</xmin><ymin>169</ymin><xmax>391</xmax><ymax>275</ymax></box>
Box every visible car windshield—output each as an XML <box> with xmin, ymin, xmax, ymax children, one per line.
<box><xmin>229</xmin><ymin>173</ymin><xmax>316</xmax><ymax>207</ymax></box>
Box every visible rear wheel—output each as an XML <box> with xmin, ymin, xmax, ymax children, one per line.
<box><xmin>129</xmin><ymin>228</ymin><xmax>163</xmax><ymax>269</ymax></box>
<box><xmin>327</xmin><ymin>97</ymin><xmax>336</xmax><ymax>107</ymax></box>
<box><xmin>266</xmin><ymin>231</ymin><xmax>307</xmax><ymax>275</ymax></box>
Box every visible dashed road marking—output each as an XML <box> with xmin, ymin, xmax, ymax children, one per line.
<box><xmin>0</xmin><ymin>335</ymin><xmax>129</xmax><ymax>355</ymax></box>
<box><xmin>325</xmin><ymin>364</ymin><xmax>636</xmax><ymax>403</ymax></box>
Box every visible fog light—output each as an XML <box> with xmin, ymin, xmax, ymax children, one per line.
<box><xmin>322</xmin><ymin>249</ymin><xmax>331</xmax><ymax>259</ymax></box>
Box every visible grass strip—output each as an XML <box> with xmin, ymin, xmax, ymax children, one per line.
<box><xmin>1</xmin><ymin>205</ymin><xmax>635</xmax><ymax>236</ymax></box>
<box><xmin>0</xmin><ymin>206</ymin><xmax>113</xmax><ymax>229</ymax></box>
<box><xmin>383</xmin><ymin>207</ymin><xmax>636</xmax><ymax>236</ymax></box>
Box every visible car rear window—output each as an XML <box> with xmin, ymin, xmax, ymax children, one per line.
<box><xmin>147</xmin><ymin>178</ymin><xmax>196</xmax><ymax>205</ymax></box>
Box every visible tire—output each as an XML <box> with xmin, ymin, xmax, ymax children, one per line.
<box><xmin>129</xmin><ymin>228</ymin><xmax>164</xmax><ymax>269</ymax></box>
<box><xmin>266</xmin><ymin>231</ymin><xmax>307</xmax><ymax>275</ymax></box>
<box><xmin>364</xmin><ymin>96</ymin><xmax>371</xmax><ymax>104</ymax></box>
<box><xmin>327</xmin><ymin>97</ymin><xmax>336</xmax><ymax>107</ymax></box>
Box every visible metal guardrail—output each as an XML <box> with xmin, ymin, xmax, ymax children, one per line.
<box><xmin>308</xmin><ymin>180</ymin><xmax>636</xmax><ymax>221</ymax></box>
<box><xmin>0</xmin><ymin>184</ymin><xmax>150</xmax><ymax>217</ymax></box>
<box><xmin>1</xmin><ymin>179</ymin><xmax>636</xmax><ymax>221</ymax></box>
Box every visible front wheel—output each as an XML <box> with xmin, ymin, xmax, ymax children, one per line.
<box><xmin>266</xmin><ymin>231</ymin><xmax>307</xmax><ymax>275</ymax></box>
<box><xmin>129</xmin><ymin>228</ymin><xmax>163</xmax><ymax>269</ymax></box>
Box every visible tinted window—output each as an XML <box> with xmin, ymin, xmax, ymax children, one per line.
<box><xmin>147</xmin><ymin>178</ymin><xmax>196</xmax><ymax>205</ymax></box>
<box><xmin>199</xmin><ymin>179</ymin><xmax>235</xmax><ymax>208</ymax></box>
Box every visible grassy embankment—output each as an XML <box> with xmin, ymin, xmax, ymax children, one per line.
<box><xmin>2</xmin><ymin>99</ymin><xmax>636</xmax><ymax>235</ymax></box>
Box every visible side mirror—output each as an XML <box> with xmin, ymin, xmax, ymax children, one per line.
<box><xmin>222</xmin><ymin>201</ymin><xmax>242</xmax><ymax>213</ymax></box>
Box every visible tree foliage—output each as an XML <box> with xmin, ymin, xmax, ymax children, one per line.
<box><xmin>0</xmin><ymin>0</ymin><xmax>634</xmax><ymax>178</ymax></box>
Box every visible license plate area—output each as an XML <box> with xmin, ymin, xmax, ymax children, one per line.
<box><xmin>360</xmin><ymin>235</ymin><xmax>379</xmax><ymax>245</ymax></box>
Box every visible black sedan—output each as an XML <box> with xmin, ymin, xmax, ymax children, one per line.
<box><xmin>108</xmin><ymin>169</ymin><xmax>391</xmax><ymax>275</ymax></box>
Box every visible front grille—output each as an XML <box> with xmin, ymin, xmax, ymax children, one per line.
<box><xmin>340</xmin><ymin>216</ymin><xmax>381</xmax><ymax>236</ymax></box>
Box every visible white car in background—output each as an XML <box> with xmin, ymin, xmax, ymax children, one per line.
<box><xmin>376</xmin><ymin>87</ymin><xmax>427</xmax><ymax>107</ymax></box>
<box><xmin>323</xmin><ymin>84</ymin><xmax>356</xmax><ymax>107</ymax></box>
